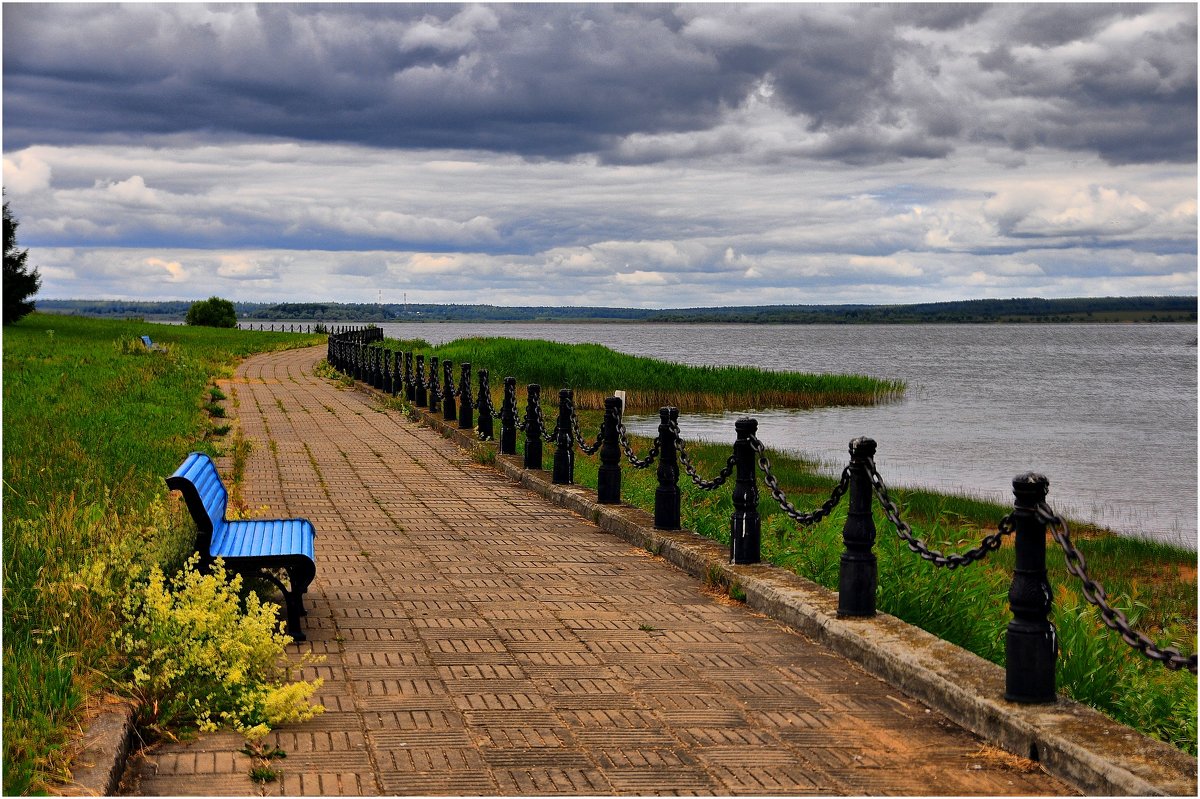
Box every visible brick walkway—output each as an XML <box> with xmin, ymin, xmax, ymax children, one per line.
<box><xmin>128</xmin><ymin>346</ymin><xmax>1072</xmax><ymax>796</ymax></box>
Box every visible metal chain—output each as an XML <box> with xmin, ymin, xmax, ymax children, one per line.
<box><xmin>1038</xmin><ymin>504</ymin><xmax>1197</xmax><ymax>674</ymax></box>
<box><xmin>749</xmin><ymin>434</ymin><xmax>850</xmax><ymax>526</ymax></box>
<box><xmin>532</xmin><ymin>396</ymin><xmax>556</xmax><ymax>442</ymax></box>
<box><xmin>616</xmin><ymin>417</ymin><xmax>660</xmax><ymax>468</ymax></box>
<box><xmin>568</xmin><ymin>399</ymin><xmax>603</xmax><ymax>455</ymax></box>
<box><xmin>479</xmin><ymin>387</ymin><xmax>497</xmax><ymax>417</ymax></box>
<box><xmin>669</xmin><ymin>419</ymin><xmax>736</xmax><ymax>490</ymax></box>
<box><xmin>866</xmin><ymin>458</ymin><xmax>1010</xmax><ymax>568</ymax></box>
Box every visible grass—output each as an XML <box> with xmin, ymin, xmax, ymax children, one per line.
<box><xmin>552</xmin><ymin>411</ymin><xmax>1197</xmax><ymax>754</ymax></box>
<box><xmin>384</xmin><ymin>336</ymin><xmax>905</xmax><ymax>411</ymax></box>
<box><xmin>2</xmin><ymin>313</ymin><xmax>324</xmax><ymax>794</ymax></box>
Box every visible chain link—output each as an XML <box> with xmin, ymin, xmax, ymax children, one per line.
<box><xmin>749</xmin><ymin>434</ymin><xmax>850</xmax><ymax>526</ymax></box>
<box><xmin>670</xmin><ymin>419</ymin><xmax>736</xmax><ymax>490</ymax></box>
<box><xmin>616</xmin><ymin>418</ymin><xmax>660</xmax><ymax>468</ymax></box>
<box><xmin>1038</xmin><ymin>504</ymin><xmax>1197</xmax><ymax>674</ymax></box>
<box><xmin>866</xmin><ymin>458</ymin><xmax>1009</xmax><ymax>568</ymax></box>
<box><xmin>567</xmin><ymin>399</ymin><xmax>604</xmax><ymax>455</ymax></box>
<box><xmin>479</xmin><ymin>386</ymin><xmax>497</xmax><ymax>418</ymax></box>
<box><xmin>532</xmin><ymin>397</ymin><xmax>556</xmax><ymax>442</ymax></box>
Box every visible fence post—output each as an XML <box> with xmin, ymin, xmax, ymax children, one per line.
<box><xmin>730</xmin><ymin>417</ymin><xmax>761</xmax><ymax>565</ymax></box>
<box><xmin>458</xmin><ymin>363</ymin><xmax>473</xmax><ymax>430</ymax></box>
<box><xmin>838</xmin><ymin>437</ymin><xmax>878</xmax><ymax>618</ymax></box>
<box><xmin>476</xmin><ymin>369</ymin><xmax>493</xmax><ymax>439</ymax></box>
<box><xmin>552</xmin><ymin>389</ymin><xmax>575</xmax><ymax>484</ymax></box>
<box><xmin>415</xmin><ymin>354</ymin><xmax>427</xmax><ymax>406</ymax></box>
<box><xmin>1005</xmin><ymin>472</ymin><xmax>1057</xmax><ymax>704</ymax></box>
<box><xmin>654</xmin><ymin>406</ymin><xmax>680</xmax><ymax>528</ymax></box>
<box><xmin>442</xmin><ymin>360</ymin><xmax>456</xmax><ymax>421</ymax></box>
<box><xmin>597</xmin><ymin>396</ymin><xmax>623</xmax><ymax>503</ymax></box>
<box><xmin>524</xmin><ymin>384</ymin><xmax>543</xmax><ymax>470</ymax></box>
<box><xmin>388</xmin><ymin>350</ymin><xmax>399</xmax><ymax>396</ymax></box>
<box><xmin>428</xmin><ymin>357</ymin><xmax>440</xmax><ymax>412</ymax></box>
<box><xmin>500</xmin><ymin>377</ymin><xmax>517</xmax><ymax>455</ymax></box>
<box><xmin>354</xmin><ymin>343</ymin><xmax>364</xmax><ymax>381</ymax></box>
<box><xmin>404</xmin><ymin>352</ymin><xmax>415</xmax><ymax>401</ymax></box>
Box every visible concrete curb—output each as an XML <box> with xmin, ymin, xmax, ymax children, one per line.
<box><xmin>407</xmin><ymin>399</ymin><xmax>1197</xmax><ymax>797</ymax></box>
<box><xmin>65</xmin><ymin>699</ymin><xmax>136</xmax><ymax>796</ymax></box>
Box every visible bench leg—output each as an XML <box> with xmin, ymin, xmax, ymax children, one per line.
<box><xmin>282</xmin><ymin>561</ymin><xmax>316</xmax><ymax>641</ymax></box>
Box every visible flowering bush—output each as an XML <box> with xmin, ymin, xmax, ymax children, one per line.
<box><xmin>114</xmin><ymin>555</ymin><xmax>322</xmax><ymax>740</ymax></box>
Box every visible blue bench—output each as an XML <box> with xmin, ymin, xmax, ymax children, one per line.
<box><xmin>139</xmin><ymin>335</ymin><xmax>166</xmax><ymax>352</ymax></box>
<box><xmin>167</xmin><ymin>452</ymin><xmax>316</xmax><ymax>641</ymax></box>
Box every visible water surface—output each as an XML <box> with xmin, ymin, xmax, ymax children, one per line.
<box><xmin>375</xmin><ymin>321</ymin><xmax>1197</xmax><ymax>547</ymax></box>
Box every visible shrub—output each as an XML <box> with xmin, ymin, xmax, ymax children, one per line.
<box><xmin>113</xmin><ymin>555</ymin><xmax>323</xmax><ymax>740</ymax></box>
<box><xmin>186</xmin><ymin>297</ymin><xmax>237</xmax><ymax>328</ymax></box>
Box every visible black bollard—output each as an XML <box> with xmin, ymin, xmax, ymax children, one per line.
<box><xmin>390</xmin><ymin>351</ymin><xmax>400</xmax><ymax>396</ymax></box>
<box><xmin>476</xmin><ymin>369</ymin><xmax>493</xmax><ymax>439</ymax></box>
<box><xmin>1005</xmin><ymin>473</ymin><xmax>1057</xmax><ymax>704</ymax></box>
<box><xmin>653</xmin><ymin>407</ymin><xmax>681</xmax><ymax>527</ymax></box>
<box><xmin>443</xmin><ymin>359</ymin><xmax>456</xmax><ymax>421</ymax></box>
<box><xmin>354</xmin><ymin>344</ymin><xmax>364</xmax><ymax>381</ymax></box>
<box><xmin>552</xmin><ymin>389</ymin><xmax>575</xmax><ymax>484</ymax></box>
<box><xmin>404</xmin><ymin>352</ymin><xmax>415</xmax><ymax>401</ymax></box>
<box><xmin>597</xmin><ymin>397</ymin><xmax>623</xmax><ymax>504</ymax></box>
<box><xmin>730</xmin><ymin>418</ymin><xmax>761</xmax><ymax>565</ymax></box>
<box><xmin>458</xmin><ymin>363</ymin><xmax>473</xmax><ymax>430</ymax></box>
<box><xmin>838</xmin><ymin>437</ymin><xmax>878</xmax><ymax>618</ymax></box>
<box><xmin>499</xmin><ymin>377</ymin><xmax>518</xmax><ymax>455</ymax></box>
<box><xmin>415</xmin><ymin>354</ymin><xmax>427</xmax><ymax>406</ymax></box>
<box><xmin>524</xmin><ymin>384</ymin><xmax>543</xmax><ymax>470</ymax></box>
<box><xmin>428</xmin><ymin>357</ymin><xmax>440</xmax><ymax>412</ymax></box>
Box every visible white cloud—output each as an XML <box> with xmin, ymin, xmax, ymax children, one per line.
<box><xmin>3</xmin><ymin>150</ymin><xmax>53</xmax><ymax>194</ymax></box>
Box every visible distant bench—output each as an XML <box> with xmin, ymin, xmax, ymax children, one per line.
<box><xmin>139</xmin><ymin>335</ymin><xmax>166</xmax><ymax>352</ymax></box>
<box><xmin>166</xmin><ymin>452</ymin><xmax>316</xmax><ymax>641</ymax></box>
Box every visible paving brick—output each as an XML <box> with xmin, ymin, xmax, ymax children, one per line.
<box><xmin>127</xmin><ymin>346</ymin><xmax>1074</xmax><ymax>797</ymax></box>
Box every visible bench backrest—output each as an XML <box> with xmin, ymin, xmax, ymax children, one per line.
<box><xmin>166</xmin><ymin>452</ymin><xmax>228</xmax><ymax>551</ymax></box>
<box><xmin>140</xmin><ymin>335</ymin><xmax>153</xmax><ymax>347</ymax></box>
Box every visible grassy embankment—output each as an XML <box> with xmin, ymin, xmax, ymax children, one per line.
<box><xmin>385</xmin><ymin>335</ymin><xmax>905</xmax><ymax>411</ymax></box>
<box><xmin>376</xmin><ymin>334</ymin><xmax>1197</xmax><ymax>754</ymax></box>
<box><xmin>2</xmin><ymin>313</ymin><xmax>324</xmax><ymax>794</ymax></box>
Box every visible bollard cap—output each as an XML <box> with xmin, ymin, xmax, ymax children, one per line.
<box><xmin>560</xmin><ymin>388</ymin><xmax>571</xmax><ymax>398</ymax></box>
<box><xmin>658</xmin><ymin>406</ymin><xmax>671</xmax><ymax>420</ymax></box>
<box><xmin>607</xmin><ymin>396</ymin><xmax>624</xmax><ymax>410</ymax></box>
<box><xmin>734</xmin><ymin>417</ymin><xmax>758</xmax><ymax>435</ymax></box>
<box><xmin>849</xmin><ymin>437</ymin><xmax>877</xmax><ymax>459</ymax></box>
<box><xmin>1012</xmin><ymin>472</ymin><xmax>1050</xmax><ymax>505</ymax></box>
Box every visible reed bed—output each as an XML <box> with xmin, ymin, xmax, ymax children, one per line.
<box><xmin>387</xmin><ymin>336</ymin><xmax>904</xmax><ymax>410</ymax></box>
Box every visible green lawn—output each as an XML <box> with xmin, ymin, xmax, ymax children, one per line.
<box><xmin>2</xmin><ymin>313</ymin><xmax>323</xmax><ymax>794</ymax></box>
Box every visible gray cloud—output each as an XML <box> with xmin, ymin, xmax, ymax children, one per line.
<box><xmin>4</xmin><ymin>3</ymin><xmax>1195</xmax><ymax>165</ymax></box>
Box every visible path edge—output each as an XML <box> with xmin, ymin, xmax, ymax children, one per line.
<box><xmin>404</xmin><ymin>397</ymin><xmax>1196</xmax><ymax>797</ymax></box>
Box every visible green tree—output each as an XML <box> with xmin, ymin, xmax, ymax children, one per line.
<box><xmin>3</xmin><ymin>201</ymin><xmax>41</xmax><ymax>325</ymax></box>
<box><xmin>185</xmin><ymin>296</ymin><xmax>237</xmax><ymax>328</ymax></box>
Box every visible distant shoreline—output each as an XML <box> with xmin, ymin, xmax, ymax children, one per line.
<box><xmin>36</xmin><ymin>295</ymin><xmax>1198</xmax><ymax>326</ymax></box>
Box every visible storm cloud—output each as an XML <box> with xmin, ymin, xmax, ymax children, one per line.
<box><xmin>2</xmin><ymin>3</ymin><xmax>1195</xmax><ymax>305</ymax></box>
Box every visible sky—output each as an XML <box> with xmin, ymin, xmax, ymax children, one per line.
<box><xmin>2</xmin><ymin>2</ymin><xmax>1196</xmax><ymax>308</ymax></box>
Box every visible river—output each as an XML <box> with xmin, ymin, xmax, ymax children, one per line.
<box><xmin>364</xmin><ymin>322</ymin><xmax>1195</xmax><ymax>548</ymax></box>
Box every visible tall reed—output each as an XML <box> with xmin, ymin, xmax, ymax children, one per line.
<box><xmin>386</xmin><ymin>336</ymin><xmax>904</xmax><ymax>410</ymax></box>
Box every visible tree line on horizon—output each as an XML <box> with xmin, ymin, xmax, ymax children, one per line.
<box><xmin>33</xmin><ymin>295</ymin><xmax>1198</xmax><ymax>325</ymax></box>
